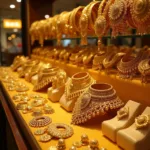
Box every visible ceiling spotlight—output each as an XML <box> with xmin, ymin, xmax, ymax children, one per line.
<box><xmin>16</xmin><ymin>0</ymin><xmax>22</xmax><ymax>2</ymax></box>
<box><xmin>45</xmin><ymin>14</ymin><xmax>50</xmax><ymax>19</ymax></box>
<box><xmin>10</xmin><ymin>4</ymin><xmax>15</xmax><ymax>9</ymax></box>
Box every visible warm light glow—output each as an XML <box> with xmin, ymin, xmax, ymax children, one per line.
<box><xmin>13</xmin><ymin>29</ymin><xmax>18</xmax><ymax>32</ymax></box>
<box><xmin>16</xmin><ymin>0</ymin><xmax>21</xmax><ymax>2</ymax></box>
<box><xmin>45</xmin><ymin>14</ymin><xmax>50</xmax><ymax>19</ymax></box>
<box><xmin>11</xmin><ymin>34</ymin><xmax>16</xmax><ymax>38</ymax></box>
<box><xmin>3</xmin><ymin>19</ymin><xmax>22</xmax><ymax>29</ymax></box>
<box><xmin>10</xmin><ymin>4</ymin><xmax>15</xmax><ymax>9</ymax></box>
<box><xmin>8</xmin><ymin>37</ymin><xmax>12</xmax><ymax>40</ymax></box>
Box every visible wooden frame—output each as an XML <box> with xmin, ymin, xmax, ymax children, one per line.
<box><xmin>0</xmin><ymin>82</ymin><xmax>41</xmax><ymax>150</ymax></box>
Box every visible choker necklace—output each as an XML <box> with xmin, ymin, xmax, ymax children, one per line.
<box><xmin>72</xmin><ymin>83</ymin><xmax>124</xmax><ymax>125</ymax></box>
<box><xmin>138</xmin><ymin>58</ymin><xmax>150</xmax><ymax>83</ymax></box>
<box><xmin>19</xmin><ymin>60</ymin><xmax>39</xmax><ymax>78</ymax></box>
<box><xmin>33</xmin><ymin>67</ymin><xmax>59</xmax><ymax>91</ymax></box>
<box><xmin>65</xmin><ymin>72</ymin><xmax>95</xmax><ymax>102</ymax></box>
<box><xmin>117</xmin><ymin>50</ymin><xmax>148</xmax><ymax>79</ymax></box>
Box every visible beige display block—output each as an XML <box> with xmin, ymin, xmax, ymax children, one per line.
<box><xmin>31</xmin><ymin>74</ymin><xmax>38</xmax><ymax>85</ymax></box>
<box><xmin>17</xmin><ymin>66</ymin><xmax>22</xmax><ymax>73</ymax></box>
<box><xmin>102</xmin><ymin>100</ymin><xmax>142</xmax><ymax>142</ymax></box>
<box><xmin>59</xmin><ymin>94</ymin><xmax>74</xmax><ymax>112</ymax></box>
<box><xmin>48</xmin><ymin>85</ymin><xmax>65</xmax><ymax>102</ymax></box>
<box><xmin>117</xmin><ymin>107</ymin><xmax>150</xmax><ymax>150</ymax></box>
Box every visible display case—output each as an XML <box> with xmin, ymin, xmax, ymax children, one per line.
<box><xmin>1</xmin><ymin>0</ymin><xmax>150</xmax><ymax>150</ymax></box>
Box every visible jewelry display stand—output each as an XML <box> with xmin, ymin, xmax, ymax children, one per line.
<box><xmin>48</xmin><ymin>85</ymin><xmax>65</xmax><ymax>102</ymax></box>
<box><xmin>59</xmin><ymin>72</ymin><xmax>94</xmax><ymax>112</ymax></box>
<box><xmin>102</xmin><ymin>100</ymin><xmax>142</xmax><ymax>142</ymax></box>
<box><xmin>117</xmin><ymin>107</ymin><xmax>150</xmax><ymax>150</ymax></box>
<box><xmin>31</xmin><ymin>74</ymin><xmax>38</xmax><ymax>85</ymax></box>
<box><xmin>59</xmin><ymin>91</ymin><xmax>75</xmax><ymax>112</ymax></box>
<box><xmin>17</xmin><ymin>67</ymin><xmax>23</xmax><ymax>73</ymax></box>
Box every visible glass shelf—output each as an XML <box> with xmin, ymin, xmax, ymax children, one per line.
<box><xmin>43</xmin><ymin>34</ymin><xmax>150</xmax><ymax>41</ymax></box>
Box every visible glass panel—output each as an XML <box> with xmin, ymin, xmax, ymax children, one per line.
<box><xmin>0</xmin><ymin>0</ymin><xmax>22</xmax><ymax>66</ymax></box>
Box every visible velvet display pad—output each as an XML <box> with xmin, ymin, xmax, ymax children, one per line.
<box><xmin>31</xmin><ymin>55</ymin><xmax>150</xmax><ymax>107</ymax></box>
<box><xmin>0</xmin><ymin>67</ymin><xmax>120</xmax><ymax>150</ymax></box>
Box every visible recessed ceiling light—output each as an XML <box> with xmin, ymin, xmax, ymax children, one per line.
<box><xmin>10</xmin><ymin>4</ymin><xmax>15</xmax><ymax>9</ymax></box>
<box><xmin>45</xmin><ymin>14</ymin><xmax>50</xmax><ymax>19</ymax></box>
<box><xmin>16</xmin><ymin>0</ymin><xmax>22</xmax><ymax>2</ymax></box>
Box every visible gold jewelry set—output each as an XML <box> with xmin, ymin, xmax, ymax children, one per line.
<box><xmin>32</xmin><ymin>45</ymin><xmax>150</xmax><ymax>81</ymax></box>
<box><xmin>18</xmin><ymin>60</ymin><xmax>39</xmax><ymax>78</ymax></box>
<box><xmin>33</xmin><ymin>67</ymin><xmax>67</xmax><ymax>91</ymax></box>
<box><xmin>61</xmin><ymin>72</ymin><xmax>95</xmax><ymax>111</ymax></box>
<box><xmin>1</xmin><ymin>68</ymin><xmax>73</xmax><ymax>144</ymax></box>
<box><xmin>117</xmin><ymin>106</ymin><xmax>150</xmax><ymax>130</ymax></box>
<box><xmin>117</xmin><ymin>47</ymin><xmax>149</xmax><ymax>79</ymax></box>
<box><xmin>29</xmin><ymin>0</ymin><xmax>150</xmax><ymax>83</ymax></box>
<box><xmin>72</xmin><ymin>83</ymin><xmax>124</xmax><ymax>125</ymax></box>
<box><xmin>29</xmin><ymin>0</ymin><xmax>150</xmax><ymax>49</ymax></box>
<box><xmin>11</xmin><ymin>91</ymin><xmax>53</xmax><ymax>115</ymax></box>
<box><xmin>47</xmin><ymin>123</ymin><xmax>74</xmax><ymax>139</ymax></box>
<box><xmin>138</xmin><ymin>58</ymin><xmax>150</xmax><ymax>83</ymax></box>
<box><xmin>33</xmin><ymin>123</ymin><xmax>74</xmax><ymax>143</ymax></box>
<box><xmin>11</xmin><ymin>56</ymin><xmax>29</xmax><ymax>71</ymax></box>
<box><xmin>29</xmin><ymin>116</ymin><xmax>52</xmax><ymax>127</ymax></box>
<box><xmin>47</xmin><ymin>134</ymin><xmax>107</xmax><ymax>150</ymax></box>
<box><xmin>0</xmin><ymin>71</ymin><xmax>29</xmax><ymax>92</ymax></box>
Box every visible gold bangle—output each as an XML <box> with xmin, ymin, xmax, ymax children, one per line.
<box><xmin>71</xmin><ymin>6</ymin><xmax>84</xmax><ymax>33</ymax></box>
<box><xmin>29</xmin><ymin>116</ymin><xmax>52</xmax><ymax>127</ymax></box>
<box><xmin>48</xmin><ymin>123</ymin><xmax>74</xmax><ymax>139</ymax></box>
<box><xmin>87</xmin><ymin>1</ymin><xmax>100</xmax><ymax>31</ymax></box>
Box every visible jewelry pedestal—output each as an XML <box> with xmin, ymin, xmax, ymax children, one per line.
<box><xmin>17</xmin><ymin>67</ymin><xmax>23</xmax><ymax>73</ymax></box>
<box><xmin>48</xmin><ymin>85</ymin><xmax>65</xmax><ymax>102</ymax></box>
<box><xmin>102</xmin><ymin>100</ymin><xmax>142</xmax><ymax>142</ymax></box>
<box><xmin>117</xmin><ymin>107</ymin><xmax>150</xmax><ymax>150</ymax></box>
<box><xmin>31</xmin><ymin>74</ymin><xmax>38</xmax><ymax>85</ymax></box>
<box><xmin>59</xmin><ymin>94</ymin><xmax>75</xmax><ymax>112</ymax></box>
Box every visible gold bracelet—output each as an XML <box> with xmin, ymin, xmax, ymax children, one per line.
<box><xmin>48</xmin><ymin>123</ymin><xmax>74</xmax><ymax>139</ymax></box>
<box><xmin>87</xmin><ymin>1</ymin><xmax>100</xmax><ymax>31</ymax></box>
<box><xmin>71</xmin><ymin>6</ymin><xmax>84</xmax><ymax>34</ymax></box>
<box><xmin>29</xmin><ymin>116</ymin><xmax>52</xmax><ymax>127</ymax></box>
